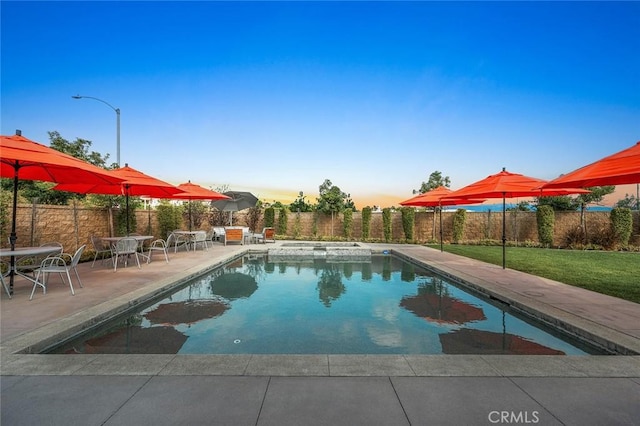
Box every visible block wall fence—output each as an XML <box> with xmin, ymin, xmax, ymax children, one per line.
<box><xmin>3</xmin><ymin>202</ymin><xmax>638</xmax><ymax>252</ymax></box>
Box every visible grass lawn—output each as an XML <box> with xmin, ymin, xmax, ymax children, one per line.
<box><xmin>426</xmin><ymin>244</ymin><xmax>640</xmax><ymax>304</ymax></box>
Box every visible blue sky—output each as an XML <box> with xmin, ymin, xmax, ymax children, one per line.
<box><xmin>2</xmin><ymin>1</ymin><xmax>639</xmax><ymax>208</ymax></box>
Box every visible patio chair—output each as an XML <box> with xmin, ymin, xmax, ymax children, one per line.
<box><xmin>192</xmin><ymin>231</ymin><xmax>208</xmax><ymax>251</ymax></box>
<box><xmin>15</xmin><ymin>242</ymin><xmax>63</xmax><ymax>276</ymax></box>
<box><xmin>146</xmin><ymin>239</ymin><xmax>170</xmax><ymax>264</ymax></box>
<box><xmin>212</xmin><ymin>227</ymin><xmax>225</xmax><ymax>242</ymax></box>
<box><xmin>32</xmin><ymin>245</ymin><xmax>86</xmax><ymax>300</ymax></box>
<box><xmin>166</xmin><ymin>232</ymin><xmax>189</xmax><ymax>253</ymax></box>
<box><xmin>90</xmin><ymin>236</ymin><xmax>112</xmax><ymax>267</ymax></box>
<box><xmin>1</xmin><ymin>261</ymin><xmax>10</xmax><ymax>299</ymax></box>
<box><xmin>112</xmin><ymin>237</ymin><xmax>140</xmax><ymax>271</ymax></box>
<box><xmin>254</xmin><ymin>227</ymin><xmax>275</xmax><ymax>244</ymax></box>
<box><xmin>204</xmin><ymin>229</ymin><xmax>215</xmax><ymax>249</ymax></box>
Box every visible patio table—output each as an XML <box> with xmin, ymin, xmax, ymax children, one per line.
<box><xmin>0</xmin><ymin>246</ymin><xmax>63</xmax><ymax>297</ymax></box>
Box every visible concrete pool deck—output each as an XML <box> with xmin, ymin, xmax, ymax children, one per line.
<box><xmin>1</xmin><ymin>241</ymin><xmax>639</xmax><ymax>425</ymax></box>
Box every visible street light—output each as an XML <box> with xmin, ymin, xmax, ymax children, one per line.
<box><xmin>72</xmin><ymin>95</ymin><xmax>121</xmax><ymax>166</ymax></box>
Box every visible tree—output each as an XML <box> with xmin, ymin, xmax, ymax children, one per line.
<box><xmin>316</xmin><ymin>179</ymin><xmax>350</xmax><ymax>237</ymax></box>
<box><xmin>48</xmin><ymin>131</ymin><xmax>113</xmax><ymax>168</ymax></box>
<box><xmin>615</xmin><ymin>193</ymin><xmax>639</xmax><ymax>210</ymax></box>
<box><xmin>414</xmin><ymin>170</ymin><xmax>451</xmax><ymax>194</ymax></box>
<box><xmin>289</xmin><ymin>191</ymin><xmax>314</xmax><ymax>212</ymax></box>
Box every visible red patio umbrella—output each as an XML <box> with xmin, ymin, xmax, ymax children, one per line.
<box><xmin>543</xmin><ymin>141</ymin><xmax>640</xmax><ymax>188</ymax></box>
<box><xmin>1</xmin><ymin>132</ymin><xmax>126</xmax><ymax>292</ymax></box>
<box><xmin>400</xmin><ymin>186</ymin><xmax>486</xmax><ymax>251</ymax></box>
<box><xmin>168</xmin><ymin>181</ymin><xmax>230</xmax><ymax>230</ymax></box>
<box><xmin>54</xmin><ymin>163</ymin><xmax>182</xmax><ymax>235</ymax></box>
<box><xmin>443</xmin><ymin>168</ymin><xmax>590</xmax><ymax>268</ymax></box>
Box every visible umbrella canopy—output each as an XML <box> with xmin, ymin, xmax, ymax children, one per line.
<box><xmin>400</xmin><ymin>186</ymin><xmax>486</xmax><ymax>252</ymax></box>
<box><xmin>54</xmin><ymin>163</ymin><xmax>181</xmax><ymax>197</ymax></box>
<box><xmin>443</xmin><ymin>168</ymin><xmax>590</xmax><ymax>268</ymax></box>
<box><xmin>400</xmin><ymin>290</ymin><xmax>486</xmax><ymax>325</ymax></box>
<box><xmin>144</xmin><ymin>299</ymin><xmax>230</xmax><ymax>326</ymax></box>
<box><xmin>400</xmin><ymin>186</ymin><xmax>484</xmax><ymax>207</ymax></box>
<box><xmin>1</xmin><ymin>132</ymin><xmax>126</xmax><ymax>293</ymax></box>
<box><xmin>169</xmin><ymin>181</ymin><xmax>230</xmax><ymax>231</ymax></box>
<box><xmin>439</xmin><ymin>328</ymin><xmax>565</xmax><ymax>355</ymax></box>
<box><xmin>209</xmin><ymin>272</ymin><xmax>258</xmax><ymax>300</ymax></box>
<box><xmin>543</xmin><ymin>141</ymin><xmax>640</xmax><ymax>188</ymax></box>
<box><xmin>171</xmin><ymin>181</ymin><xmax>230</xmax><ymax>201</ymax></box>
<box><xmin>211</xmin><ymin>191</ymin><xmax>259</xmax><ymax>225</ymax></box>
<box><xmin>80</xmin><ymin>325</ymin><xmax>188</xmax><ymax>354</ymax></box>
<box><xmin>54</xmin><ymin>163</ymin><xmax>182</xmax><ymax>235</ymax></box>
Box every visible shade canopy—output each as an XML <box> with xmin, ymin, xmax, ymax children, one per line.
<box><xmin>170</xmin><ymin>181</ymin><xmax>230</xmax><ymax>201</ymax></box>
<box><xmin>54</xmin><ymin>164</ymin><xmax>182</xmax><ymax>235</ymax></box>
<box><xmin>211</xmin><ymin>191</ymin><xmax>259</xmax><ymax>225</ymax></box>
<box><xmin>1</xmin><ymin>133</ymin><xmax>126</xmax><ymax>293</ymax></box>
<box><xmin>400</xmin><ymin>186</ymin><xmax>486</xmax><ymax>252</ymax></box>
<box><xmin>211</xmin><ymin>191</ymin><xmax>259</xmax><ymax>211</ymax></box>
<box><xmin>400</xmin><ymin>186</ymin><xmax>485</xmax><ymax>207</ymax></box>
<box><xmin>53</xmin><ymin>164</ymin><xmax>181</xmax><ymax>198</ymax></box>
<box><xmin>543</xmin><ymin>141</ymin><xmax>640</xmax><ymax>188</ymax></box>
<box><xmin>443</xmin><ymin>168</ymin><xmax>589</xmax><ymax>201</ymax></box>
<box><xmin>443</xmin><ymin>168</ymin><xmax>590</xmax><ymax>269</ymax></box>
<box><xmin>0</xmin><ymin>134</ymin><xmax>125</xmax><ymax>185</ymax></box>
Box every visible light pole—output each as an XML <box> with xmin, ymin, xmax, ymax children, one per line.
<box><xmin>72</xmin><ymin>95</ymin><xmax>121</xmax><ymax>166</ymax></box>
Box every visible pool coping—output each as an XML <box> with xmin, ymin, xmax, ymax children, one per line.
<box><xmin>1</xmin><ymin>242</ymin><xmax>639</xmax><ymax>378</ymax></box>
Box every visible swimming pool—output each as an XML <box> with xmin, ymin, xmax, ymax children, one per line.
<box><xmin>49</xmin><ymin>254</ymin><xmax>604</xmax><ymax>355</ymax></box>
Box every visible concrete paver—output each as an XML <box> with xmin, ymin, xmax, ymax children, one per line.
<box><xmin>2</xmin><ymin>242</ymin><xmax>639</xmax><ymax>425</ymax></box>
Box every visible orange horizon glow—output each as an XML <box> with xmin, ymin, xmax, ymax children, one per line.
<box><xmin>251</xmin><ymin>184</ymin><xmax>638</xmax><ymax>210</ymax></box>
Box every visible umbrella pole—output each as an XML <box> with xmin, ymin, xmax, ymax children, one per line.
<box><xmin>125</xmin><ymin>185</ymin><xmax>130</xmax><ymax>236</ymax></box>
<box><xmin>502</xmin><ymin>194</ymin><xmax>506</xmax><ymax>269</ymax></box>
<box><xmin>439</xmin><ymin>203</ymin><xmax>443</xmax><ymax>252</ymax></box>
<box><xmin>8</xmin><ymin>167</ymin><xmax>20</xmax><ymax>293</ymax></box>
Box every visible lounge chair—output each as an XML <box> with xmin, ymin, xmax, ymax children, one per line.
<box><xmin>254</xmin><ymin>227</ymin><xmax>275</xmax><ymax>243</ymax></box>
<box><xmin>223</xmin><ymin>227</ymin><xmax>244</xmax><ymax>245</ymax></box>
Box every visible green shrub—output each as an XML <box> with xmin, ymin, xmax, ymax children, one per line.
<box><xmin>610</xmin><ymin>207</ymin><xmax>633</xmax><ymax>247</ymax></box>
<box><xmin>312</xmin><ymin>210</ymin><xmax>319</xmax><ymax>237</ymax></box>
<box><xmin>401</xmin><ymin>207</ymin><xmax>415</xmax><ymax>242</ymax></box>
<box><xmin>277</xmin><ymin>207</ymin><xmax>288</xmax><ymax>235</ymax></box>
<box><xmin>382</xmin><ymin>208</ymin><xmax>392</xmax><ymax>242</ymax></box>
<box><xmin>264</xmin><ymin>207</ymin><xmax>275</xmax><ymax>227</ymax></box>
<box><xmin>293</xmin><ymin>212</ymin><xmax>302</xmax><ymax>239</ymax></box>
<box><xmin>361</xmin><ymin>206</ymin><xmax>372</xmax><ymax>240</ymax></box>
<box><xmin>343</xmin><ymin>209</ymin><xmax>353</xmax><ymax>240</ymax></box>
<box><xmin>536</xmin><ymin>205</ymin><xmax>555</xmax><ymax>247</ymax></box>
<box><xmin>452</xmin><ymin>209</ymin><xmax>466</xmax><ymax>243</ymax></box>
<box><xmin>156</xmin><ymin>202</ymin><xmax>181</xmax><ymax>239</ymax></box>
<box><xmin>115</xmin><ymin>198</ymin><xmax>142</xmax><ymax>236</ymax></box>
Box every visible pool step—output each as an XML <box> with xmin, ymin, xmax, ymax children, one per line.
<box><xmin>268</xmin><ymin>246</ymin><xmax>371</xmax><ymax>261</ymax></box>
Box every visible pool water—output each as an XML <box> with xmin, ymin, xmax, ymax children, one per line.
<box><xmin>51</xmin><ymin>254</ymin><xmax>603</xmax><ymax>355</ymax></box>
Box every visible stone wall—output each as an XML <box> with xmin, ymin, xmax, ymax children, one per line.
<box><xmin>2</xmin><ymin>203</ymin><xmax>638</xmax><ymax>251</ymax></box>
